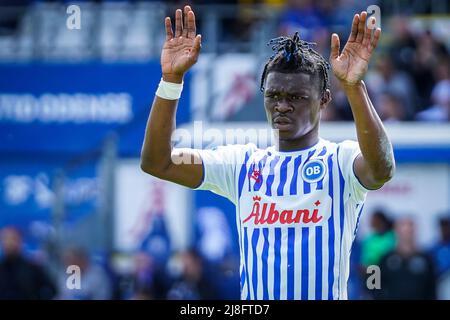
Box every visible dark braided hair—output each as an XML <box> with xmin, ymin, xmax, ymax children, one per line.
<box><xmin>260</xmin><ymin>32</ymin><xmax>330</xmax><ymax>95</ymax></box>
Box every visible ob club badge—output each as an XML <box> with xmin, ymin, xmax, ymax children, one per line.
<box><xmin>301</xmin><ymin>159</ymin><xmax>326</xmax><ymax>183</ymax></box>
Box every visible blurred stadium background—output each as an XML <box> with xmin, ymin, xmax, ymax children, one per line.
<box><xmin>0</xmin><ymin>0</ymin><xmax>449</xmax><ymax>300</ymax></box>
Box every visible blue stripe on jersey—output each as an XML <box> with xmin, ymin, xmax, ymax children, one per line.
<box><xmin>349</xmin><ymin>205</ymin><xmax>365</xmax><ymax>259</ymax></box>
<box><xmin>262</xmin><ymin>228</ymin><xmax>269</xmax><ymax>300</ymax></box>
<box><xmin>306</xmin><ymin>149</ymin><xmax>317</xmax><ymax>161</ymax></box>
<box><xmin>316</xmin><ymin>147</ymin><xmax>327</xmax><ymax>190</ymax></box>
<box><xmin>238</xmin><ymin>152</ymin><xmax>251</xmax><ymax>299</ymax></box>
<box><xmin>287</xmin><ymin>227</ymin><xmax>295</xmax><ymax>300</ymax></box>
<box><xmin>353</xmin><ymin>204</ymin><xmax>365</xmax><ymax>237</ymax></box>
<box><xmin>315</xmin><ymin>226</ymin><xmax>323</xmax><ymax>300</ymax></box>
<box><xmin>273</xmin><ymin>228</ymin><xmax>282</xmax><ymax>300</ymax></box>
<box><xmin>238</xmin><ymin>151</ymin><xmax>251</xmax><ymax>199</ymax></box>
<box><xmin>337</xmin><ymin>147</ymin><xmax>345</xmax><ymax>299</ymax></box>
<box><xmin>318</xmin><ymin>146</ymin><xmax>327</xmax><ymax>156</ymax></box>
<box><xmin>240</xmin><ymin>267</ymin><xmax>246</xmax><ymax>293</ymax></box>
<box><xmin>289</xmin><ymin>155</ymin><xmax>302</xmax><ymax>195</ymax></box>
<box><xmin>251</xmin><ymin>228</ymin><xmax>260</xmax><ymax>299</ymax></box>
<box><xmin>327</xmin><ymin>153</ymin><xmax>335</xmax><ymax>300</ymax></box>
<box><xmin>248</xmin><ymin>162</ymin><xmax>256</xmax><ymax>192</ymax></box>
<box><xmin>277</xmin><ymin>156</ymin><xmax>292</xmax><ymax>196</ymax></box>
<box><xmin>253</xmin><ymin>154</ymin><xmax>269</xmax><ymax>191</ymax></box>
<box><xmin>243</xmin><ymin>227</ymin><xmax>251</xmax><ymax>299</ymax></box>
<box><xmin>303</xmin><ymin>149</ymin><xmax>317</xmax><ymax>194</ymax></box>
<box><xmin>265</xmin><ymin>156</ymin><xmax>280</xmax><ymax>196</ymax></box>
<box><xmin>301</xmin><ymin>227</ymin><xmax>309</xmax><ymax>300</ymax></box>
<box><xmin>316</xmin><ymin>180</ymin><xmax>323</xmax><ymax>190</ymax></box>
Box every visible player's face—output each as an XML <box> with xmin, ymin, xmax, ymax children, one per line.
<box><xmin>264</xmin><ymin>71</ymin><xmax>329</xmax><ymax>143</ymax></box>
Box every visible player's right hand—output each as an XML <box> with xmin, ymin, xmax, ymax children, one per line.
<box><xmin>161</xmin><ymin>5</ymin><xmax>201</xmax><ymax>83</ymax></box>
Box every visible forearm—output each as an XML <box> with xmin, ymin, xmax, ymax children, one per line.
<box><xmin>342</xmin><ymin>80</ymin><xmax>395</xmax><ymax>182</ymax></box>
<box><xmin>140</xmin><ymin>74</ymin><xmax>183</xmax><ymax>174</ymax></box>
<box><xmin>140</xmin><ymin>97</ymin><xmax>177</xmax><ymax>174</ymax></box>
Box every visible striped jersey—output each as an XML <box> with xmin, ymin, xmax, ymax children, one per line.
<box><xmin>194</xmin><ymin>138</ymin><xmax>369</xmax><ymax>300</ymax></box>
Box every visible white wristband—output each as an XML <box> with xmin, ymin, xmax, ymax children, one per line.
<box><xmin>156</xmin><ymin>78</ymin><xmax>183</xmax><ymax>100</ymax></box>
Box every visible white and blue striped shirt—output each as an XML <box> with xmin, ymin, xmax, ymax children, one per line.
<box><xmin>195</xmin><ymin>138</ymin><xmax>369</xmax><ymax>300</ymax></box>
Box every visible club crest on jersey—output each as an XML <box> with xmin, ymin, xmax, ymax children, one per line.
<box><xmin>301</xmin><ymin>159</ymin><xmax>326</xmax><ymax>183</ymax></box>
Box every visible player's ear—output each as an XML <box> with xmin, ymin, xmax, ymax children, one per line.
<box><xmin>320</xmin><ymin>89</ymin><xmax>331</xmax><ymax>110</ymax></box>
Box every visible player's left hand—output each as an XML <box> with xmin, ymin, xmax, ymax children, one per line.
<box><xmin>330</xmin><ymin>11</ymin><xmax>381</xmax><ymax>86</ymax></box>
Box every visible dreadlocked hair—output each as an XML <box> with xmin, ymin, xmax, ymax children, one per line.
<box><xmin>260</xmin><ymin>32</ymin><xmax>330</xmax><ymax>94</ymax></box>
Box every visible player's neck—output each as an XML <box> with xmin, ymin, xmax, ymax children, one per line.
<box><xmin>276</xmin><ymin>130</ymin><xmax>320</xmax><ymax>152</ymax></box>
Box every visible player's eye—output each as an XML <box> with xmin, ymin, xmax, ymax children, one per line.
<box><xmin>266</xmin><ymin>93</ymin><xmax>279</xmax><ymax>99</ymax></box>
<box><xmin>292</xmin><ymin>95</ymin><xmax>308</xmax><ymax>101</ymax></box>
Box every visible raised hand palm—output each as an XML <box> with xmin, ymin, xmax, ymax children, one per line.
<box><xmin>162</xmin><ymin>37</ymin><xmax>197</xmax><ymax>75</ymax></box>
<box><xmin>330</xmin><ymin>12</ymin><xmax>381</xmax><ymax>85</ymax></box>
<box><xmin>161</xmin><ymin>6</ymin><xmax>201</xmax><ymax>78</ymax></box>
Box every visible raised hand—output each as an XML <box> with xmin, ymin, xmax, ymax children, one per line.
<box><xmin>161</xmin><ymin>6</ymin><xmax>201</xmax><ymax>83</ymax></box>
<box><xmin>330</xmin><ymin>11</ymin><xmax>381</xmax><ymax>85</ymax></box>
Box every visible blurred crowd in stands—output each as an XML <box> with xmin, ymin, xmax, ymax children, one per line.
<box><xmin>349</xmin><ymin>211</ymin><xmax>450</xmax><ymax>300</ymax></box>
<box><xmin>0</xmin><ymin>224</ymin><xmax>239</xmax><ymax>300</ymax></box>
<box><xmin>1</xmin><ymin>209</ymin><xmax>450</xmax><ymax>300</ymax></box>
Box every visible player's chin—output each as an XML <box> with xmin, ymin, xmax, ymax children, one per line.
<box><xmin>272</xmin><ymin>124</ymin><xmax>296</xmax><ymax>139</ymax></box>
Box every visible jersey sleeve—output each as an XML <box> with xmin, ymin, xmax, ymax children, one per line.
<box><xmin>192</xmin><ymin>144</ymin><xmax>254</xmax><ymax>204</ymax></box>
<box><xmin>337</xmin><ymin>140</ymin><xmax>370</xmax><ymax>204</ymax></box>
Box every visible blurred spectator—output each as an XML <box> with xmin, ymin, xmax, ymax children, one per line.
<box><xmin>138</xmin><ymin>181</ymin><xmax>172</xmax><ymax>268</ymax></box>
<box><xmin>361</xmin><ymin>210</ymin><xmax>396</xmax><ymax>268</ymax></box>
<box><xmin>57</xmin><ymin>247</ymin><xmax>112</xmax><ymax>300</ymax></box>
<box><xmin>389</xmin><ymin>16</ymin><xmax>417</xmax><ymax>73</ymax></box>
<box><xmin>129</xmin><ymin>252</ymin><xmax>155</xmax><ymax>300</ymax></box>
<box><xmin>366</xmin><ymin>54</ymin><xmax>417</xmax><ymax>120</ymax></box>
<box><xmin>378</xmin><ymin>90</ymin><xmax>408</xmax><ymax>122</ymax></box>
<box><xmin>204</xmin><ymin>253</ymin><xmax>240</xmax><ymax>299</ymax></box>
<box><xmin>0</xmin><ymin>0</ymin><xmax>28</xmax><ymax>36</ymax></box>
<box><xmin>376</xmin><ymin>217</ymin><xmax>436</xmax><ymax>300</ymax></box>
<box><xmin>196</xmin><ymin>207</ymin><xmax>232</xmax><ymax>263</ymax></box>
<box><xmin>324</xmin><ymin>76</ymin><xmax>350</xmax><ymax>121</ymax></box>
<box><xmin>433</xmin><ymin>57</ymin><xmax>450</xmax><ymax>84</ymax></box>
<box><xmin>0</xmin><ymin>226</ymin><xmax>57</xmax><ymax>300</ymax></box>
<box><xmin>166</xmin><ymin>249</ymin><xmax>217</xmax><ymax>299</ymax></box>
<box><xmin>430</xmin><ymin>216</ymin><xmax>450</xmax><ymax>276</ymax></box>
<box><xmin>139</xmin><ymin>212</ymin><xmax>172</xmax><ymax>268</ymax></box>
<box><xmin>416</xmin><ymin>79</ymin><xmax>450</xmax><ymax>121</ymax></box>
<box><xmin>429</xmin><ymin>216</ymin><xmax>450</xmax><ymax>299</ymax></box>
<box><xmin>412</xmin><ymin>30</ymin><xmax>449</xmax><ymax>111</ymax></box>
<box><xmin>416</xmin><ymin>58</ymin><xmax>450</xmax><ymax>121</ymax></box>
<box><xmin>128</xmin><ymin>251</ymin><xmax>168</xmax><ymax>300</ymax></box>
<box><xmin>278</xmin><ymin>0</ymin><xmax>328</xmax><ymax>42</ymax></box>
<box><xmin>360</xmin><ymin>210</ymin><xmax>396</xmax><ymax>299</ymax></box>
<box><xmin>347</xmin><ymin>239</ymin><xmax>363</xmax><ymax>300</ymax></box>
<box><xmin>385</xmin><ymin>14</ymin><xmax>447</xmax><ymax>116</ymax></box>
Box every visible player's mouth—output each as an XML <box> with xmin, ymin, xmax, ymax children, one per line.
<box><xmin>273</xmin><ymin>116</ymin><xmax>293</xmax><ymax>130</ymax></box>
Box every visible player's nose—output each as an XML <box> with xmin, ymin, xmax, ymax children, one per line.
<box><xmin>274</xmin><ymin>99</ymin><xmax>293</xmax><ymax>113</ymax></box>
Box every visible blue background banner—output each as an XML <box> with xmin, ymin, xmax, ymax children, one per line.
<box><xmin>0</xmin><ymin>63</ymin><xmax>191</xmax><ymax>157</ymax></box>
<box><xmin>0</xmin><ymin>154</ymin><xmax>99</xmax><ymax>252</ymax></box>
